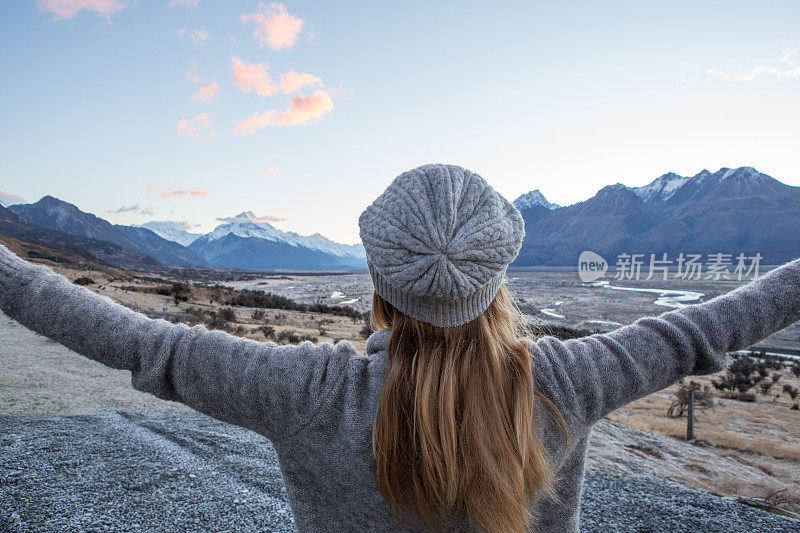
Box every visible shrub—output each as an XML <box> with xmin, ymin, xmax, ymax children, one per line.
<box><xmin>360</xmin><ymin>324</ymin><xmax>373</xmax><ymax>339</ymax></box>
<box><xmin>277</xmin><ymin>330</ymin><xmax>300</xmax><ymax>344</ymax></box>
<box><xmin>74</xmin><ymin>277</ymin><xmax>95</xmax><ymax>286</ymax></box>
<box><xmin>186</xmin><ymin>307</ymin><xmax>206</xmax><ymax>322</ymax></box>
<box><xmin>261</xmin><ymin>325</ymin><xmax>275</xmax><ymax>340</ymax></box>
<box><xmin>205</xmin><ymin>311</ymin><xmax>230</xmax><ymax>331</ymax></box>
<box><xmin>772</xmin><ymin>372</ymin><xmax>781</xmax><ymax>383</ymax></box>
<box><xmin>275</xmin><ymin>330</ymin><xmax>318</xmax><ymax>344</ymax></box>
<box><xmin>533</xmin><ymin>324</ymin><xmax>597</xmax><ymax>340</ymax></box>
<box><xmin>792</xmin><ymin>363</ymin><xmax>800</xmax><ymax>378</ymax></box>
<box><xmin>155</xmin><ymin>282</ymin><xmax>190</xmax><ymax>301</ymax></box>
<box><xmin>225</xmin><ymin>288</ymin><xmax>362</xmax><ymax>319</ymax></box>
<box><xmin>219</xmin><ymin>307</ymin><xmax>236</xmax><ymax>322</ymax></box>
<box><xmin>737</xmin><ymin>392</ymin><xmax>757</xmax><ymax>403</ymax></box>
<box><xmin>667</xmin><ymin>382</ymin><xmax>714</xmax><ymax>418</ymax></box>
<box><xmin>252</xmin><ymin>309</ymin><xmax>266</xmax><ymax>321</ymax></box>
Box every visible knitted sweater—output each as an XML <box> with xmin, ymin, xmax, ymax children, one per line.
<box><xmin>1</xmin><ymin>244</ymin><xmax>799</xmax><ymax>532</ymax></box>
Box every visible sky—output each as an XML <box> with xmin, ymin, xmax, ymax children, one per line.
<box><xmin>1</xmin><ymin>0</ymin><xmax>798</xmax><ymax>244</ymax></box>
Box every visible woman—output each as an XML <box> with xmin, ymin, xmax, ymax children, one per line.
<box><xmin>1</xmin><ymin>163</ymin><xmax>798</xmax><ymax>533</ymax></box>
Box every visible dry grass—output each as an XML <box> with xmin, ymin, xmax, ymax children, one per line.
<box><xmin>608</xmin><ymin>368</ymin><xmax>800</xmax><ymax>509</ymax></box>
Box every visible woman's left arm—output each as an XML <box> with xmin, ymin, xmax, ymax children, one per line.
<box><xmin>531</xmin><ymin>257</ymin><xmax>800</xmax><ymax>425</ymax></box>
<box><xmin>0</xmin><ymin>244</ymin><xmax>353</xmax><ymax>441</ymax></box>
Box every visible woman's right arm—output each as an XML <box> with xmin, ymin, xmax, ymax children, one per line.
<box><xmin>0</xmin><ymin>244</ymin><xmax>353</xmax><ymax>441</ymax></box>
<box><xmin>530</xmin><ymin>257</ymin><xmax>800</xmax><ymax>426</ymax></box>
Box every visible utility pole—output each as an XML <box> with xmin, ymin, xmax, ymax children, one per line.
<box><xmin>687</xmin><ymin>387</ymin><xmax>695</xmax><ymax>442</ymax></box>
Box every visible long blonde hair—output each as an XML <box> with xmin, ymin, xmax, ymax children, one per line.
<box><xmin>371</xmin><ymin>285</ymin><xmax>569</xmax><ymax>533</ymax></box>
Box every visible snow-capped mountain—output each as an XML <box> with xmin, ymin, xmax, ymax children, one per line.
<box><xmin>513</xmin><ymin>166</ymin><xmax>800</xmax><ymax>266</ymax></box>
<box><xmin>205</xmin><ymin>212</ymin><xmax>365</xmax><ymax>259</ymax></box>
<box><xmin>513</xmin><ymin>189</ymin><xmax>560</xmax><ymax>211</ymax></box>
<box><xmin>139</xmin><ymin>221</ymin><xmax>203</xmax><ymax>247</ymax></box>
<box><xmin>188</xmin><ymin>211</ymin><xmax>366</xmax><ymax>270</ymax></box>
<box><xmin>632</xmin><ymin>172</ymin><xmax>690</xmax><ymax>204</ymax></box>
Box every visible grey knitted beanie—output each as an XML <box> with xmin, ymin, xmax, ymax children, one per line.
<box><xmin>358</xmin><ymin>164</ymin><xmax>525</xmax><ymax>327</ymax></box>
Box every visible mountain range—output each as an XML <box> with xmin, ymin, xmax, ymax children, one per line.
<box><xmin>511</xmin><ymin>166</ymin><xmax>800</xmax><ymax>266</ymax></box>
<box><xmin>1</xmin><ymin>166</ymin><xmax>797</xmax><ymax>271</ymax></box>
<box><xmin>10</xmin><ymin>196</ymin><xmax>208</xmax><ymax>268</ymax></box>
<box><xmin>5</xmin><ymin>197</ymin><xmax>367</xmax><ymax>271</ymax></box>
<box><xmin>188</xmin><ymin>212</ymin><xmax>365</xmax><ymax>270</ymax></box>
<box><xmin>0</xmin><ymin>202</ymin><xmax>166</xmax><ymax>271</ymax></box>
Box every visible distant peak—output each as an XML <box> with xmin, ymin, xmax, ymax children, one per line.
<box><xmin>600</xmin><ymin>183</ymin><xmax>629</xmax><ymax>192</ymax></box>
<box><xmin>513</xmin><ymin>189</ymin><xmax>560</xmax><ymax>210</ymax></box>
<box><xmin>657</xmin><ymin>172</ymin><xmax>683</xmax><ymax>180</ymax></box>
<box><xmin>722</xmin><ymin>166</ymin><xmax>759</xmax><ymax>179</ymax></box>
<box><xmin>32</xmin><ymin>195</ymin><xmax>81</xmax><ymax>211</ymax></box>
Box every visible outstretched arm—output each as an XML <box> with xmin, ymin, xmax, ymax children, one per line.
<box><xmin>0</xmin><ymin>244</ymin><xmax>354</xmax><ymax>441</ymax></box>
<box><xmin>530</xmin><ymin>258</ymin><xmax>800</xmax><ymax>426</ymax></box>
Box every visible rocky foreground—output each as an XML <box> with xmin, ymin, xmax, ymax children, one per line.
<box><xmin>1</xmin><ymin>411</ymin><xmax>797</xmax><ymax>533</ymax></box>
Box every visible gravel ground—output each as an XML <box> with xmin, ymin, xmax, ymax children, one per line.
<box><xmin>1</xmin><ymin>411</ymin><xmax>798</xmax><ymax>532</ymax></box>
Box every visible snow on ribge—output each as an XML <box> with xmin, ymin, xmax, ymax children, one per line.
<box><xmin>632</xmin><ymin>172</ymin><xmax>690</xmax><ymax>203</ymax></box>
<box><xmin>340</xmin><ymin>298</ymin><xmax>359</xmax><ymax>305</ymax></box>
<box><xmin>329</xmin><ymin>291</ymin><xmax>345</xmax><ymax>299</ymax></box>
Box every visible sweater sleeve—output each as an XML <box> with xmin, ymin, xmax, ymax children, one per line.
<box><xmin>0</xmin><ymin>244</ymin><xmax>353</xmax><ymax>441</ymax></box>
<box><xmin>529</xmin><ymin>257</ymin><xmax>800</xmax><ymax>426</ymax></box>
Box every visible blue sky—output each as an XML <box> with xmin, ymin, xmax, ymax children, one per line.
<box><xmin>1</xmin><ymin>0</ymin><xmax>798</xmax><ymax>244</ymax></box>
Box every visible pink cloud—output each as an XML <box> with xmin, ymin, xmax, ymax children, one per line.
<box><xmin>0</xmin><ymin>190</ymin><xmax>27</xmax><ymax>206</ymax></box>
<box><xmin>217</xmin><ymin>212</ymin><xmax>284</xmax><ymax>223</ymax></box>
<box><xmin>262</xmin><ymin>166</ymin><xmax>279</xmax><ymax>177</ymax></box>
<box><xmin>145</xmin><ymin>183</ymin><xmax>154</xmax><ymax>194</ymax></box>
<box><xmin>231</xmin><ymin>58</ymin><xmax>322</xmax><ymax>97</ymax></box>
<box><xmin>233</xmin><ymin>90</ymin><xmax>333</xmax><ymax>134</ymax></box>
<box><xmin>240</xmin><ymin>2</ymin><xmax>304</xmax><ymax>51</ymax></box>
<box><xmin>190</xmin><ymin>29</ymin><xmax>211</xmax><ymax>46</ymax></box>
<box><xmin>160</xmin><ymin>188</ymin><xmax>186</xmax><ymax>199</ymax></box>
<box><xmin>251</xmin><ymin>214</ymin><xmax>283</xmax><ymax>223</ymax></box>
<box><xmin>169</xmin><ymin>0</ymin><xmax>199</xmax><ymax>8</ymax></box>
<box><xmin>189</xmin><ymin>186</ymin><xmax>209</xmax><ymax>198</ymax></box>
<box><xmin>231</xmin><ymin>57</ymin><xmax>277</xmax><ymax>97</ymax></box>
<box><xmin>185</xmin><ymin>59</ymin><xmax>202</xmax><ymax>83</ymax></box>
<box><xmin>159</xmin><ymin>187</ymin><xmax>209</xmax><ymax>199</ymax></box>
<box><xmin>37</xmin><ymin>0</ymin><xmax>124</xmax><ymax>20</ymax></box>
<box><xmin>178</xmin><ymin>28</ymin><xmax>211</xmax><ymax>46</ymax></box>
<box><xmin>278</xmin><ymin>71</ymin><xmax>322</xmax><ymax>94</ymax></box>
<box><xmin>191</xmin><ymin>81</ymin><xmax>218</xmax><ymax>102</ymax></box>
<box><xmin>175</xmin><ymin>113</ymin><xmax>215</xmax><ymax>141</ymax></box>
